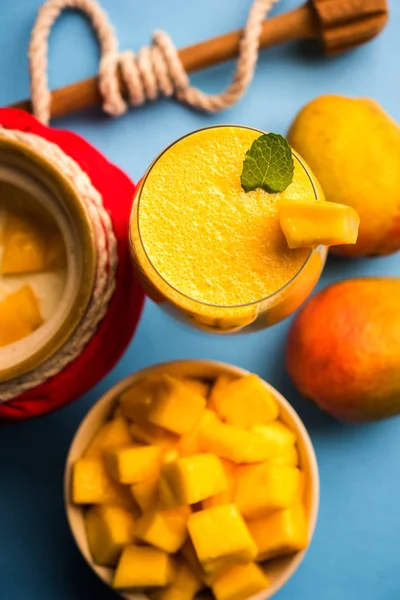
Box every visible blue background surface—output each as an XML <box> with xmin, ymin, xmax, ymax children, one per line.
<box><xmin>0</xmin><ymin>1</ymin><xmax>399</xmax><ymax>598</ymax></box>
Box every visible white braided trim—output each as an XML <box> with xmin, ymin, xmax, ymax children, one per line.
<box><xmin>29</xmin><ymin>0</ymin><xmax>279</xmax><ymax>124</ymax></box>
<box><xmin>0</xmin><ymin>128</ymin><xmax>117</xmax><ymax>403</ymax></box>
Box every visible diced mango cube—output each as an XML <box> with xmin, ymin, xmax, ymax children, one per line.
<box><xmin>148</xmin><ymin>375</ymin><xmax>206</xmax><ymax>435</ymax></box>
<box><xmin>298</xmin><ymin>471</ymin><xmax>306</xmax><ymax>500</ymax></box>
<box><xmin>85</xmin><ymin>504</ymin><xmax>135</xmax><ymax>566</ymax></box>
<box><xmin>129</xmin><ymin>420</ymin><xmax>179</xmax><ymax>448</ymax></box>
<box><xmin>212</xmin><ymin>375</ymin><xmax>279</xmax><ymax>427</ymax></box>
<box><xmin>212</xmin><ymin>562</ymin><xmax>269</xmax><ymax>600</ymax></box>
<box><xmin>178</xmin><ymin>422</ymin><xmax>203</xmax><ymax>457</ymax></box>
<box><xmin>251</xmin><ymin>421</ymin><xmax>295</xmax><ymax>446</ymax></box>
<box><xmin>135</xmin><ymin>506</ymin><xmax>191</xmax><ymax>553</ymax></box>
<box><xmin>0</xmin><ymin>209</ymin><xmax>66</xmax><ymax>274</ymax></box>
<box><xmin>84</xmin><ymin>417</ymin><xmax>132</xmax><ymax>460</ymax></box>
<box><xmin>181</xmin><ymin>539</ymin><xmax>227</xmax><ymax>586</ymax></box>
<box><xmin>202</xmin><ymin>489</ymin><xmax>232</xmax><ymax>510</ymax></box>
<box><xmin>155</xmin><ymin>556</ymin><xmax>203</xmax><ymax>600</ymax></box>
<box><xmin>208</xmin><ymin>375</ymin><xmax>237</xmax><ymax>411</ymax></box>
<box><xmin>0</xmin><ymin>285</ymin><xmax>43</xmax><ymax>347</ymax></box>
<box><xmin>161</xmin><ymin>453</ymin><xmax>228</xmax><ymax>505</ymax></box>
<box><xmin>162</xmin><ymin>447</ymin><xmax>180</xmax><ymax>464</ymax></box>
<box><xmin>188</xmin><ymin>504</ymin><xmax>257</xmax><ymax>574</ymax></box>
<box><xmin>72</xmin><ymin>459</ymin><xmax>132</xmax><ymax>508</ymax></box>
<box><xmin>182</xmin><ymin>540</ymin><xmax>229</xmax><ymax>587</ymax></box>
<box><xmin>269</xmin><ymin>444</ymin><xmax>299</xmax><ymax>467</ymax></box>
<box><xmin>250</xmin><ymin>421</ymin><xmax>296</xmax><ymax>462</ymax></box>
<box><xmin>113</xmin><ymin>545</ymin><xmax>175</xmax><ymax>589</ymax></box>
<box><xmin>246</xmin><ymin>504</ymin><xmax>308</xmax><ymax>561</ymax></box>
<box><xmin>131</xmin><ymin>478</ymin><xmax>159</xmax><ymax>512</ymax></box>
<box><xmin>235</xmin><ymin>463</ymin><xmax>301</xmax><ymax>519</ymax></box>
<box><xmin>158</xmin><ymin>476</ymin><xmax>179</xmax><ymax>510</ymax></box>
<box><xmin>181</xmin><ymin>378</ymin><xmax>210</xmax><ymax>399</ymax></box>
<box><xmin>105</xmin><ymin>445</ymin><xmax>161</xmax><ymax>484</ymax></box>
<box><xmin>198</xmin><ymin>410</ymin><xmax>277</xmax><ymax>464</ymax></box>
<box><xmin>119</xmin><ymin>376</ymin><xmax>161</xmax><ymax>421</ymax></box>
<box><xmin>202</xmin><ymin>459</ymin><xmax>236</xmax><ymax>509</ymax></box>
<box><xmin>181</xmin><ymin>539</ymin><xmax>208</xmax><ymax>583</ymax></box>
<box><xmin>279</xmin><ymin>199</ymin><xmax>360</xmax><ymax>249</ymax></box>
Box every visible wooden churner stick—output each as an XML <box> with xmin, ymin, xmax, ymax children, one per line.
<box><xmin>10</xmin><ymin>0</ymin><xmax>388</xmax><ymax>120</ymax></box>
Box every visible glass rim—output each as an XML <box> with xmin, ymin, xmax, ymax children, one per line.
<box><xmin>136</xmin><ymin>124</ymin><xmax>321</xmax><ymax>310</ymax></box>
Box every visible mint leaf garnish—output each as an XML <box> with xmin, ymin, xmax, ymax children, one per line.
<box><xmin>240</xmin><ymin>133</ymin><xmax>294</xmax><ymax>194</ymax></box>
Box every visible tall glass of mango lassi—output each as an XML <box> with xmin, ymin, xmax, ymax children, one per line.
<box><xmin>130</xmin><ymin>126</ymin><xmax>327</xmax><ymax>334</ymax></box>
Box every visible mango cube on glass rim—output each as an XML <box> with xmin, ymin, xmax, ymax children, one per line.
<box><xmin>154</xmin><ymin>556</ymin><xmax>203</xmax><ymax>600</ymax></box>
<box><xmin>72</xmin><ymin>459</ymin><xmax>132</xmax><ymax>507</ymax></box>
<box><xmin>113</xmin><ymin>545</ymin><xmax>175</xmax><ymax>590</ymax></box>
<box><xmin>85</xmin><ymin>504</ymin><xmax>135</xmax><ymax>566</ymax></box>
<box><xmin>135</xmin><ymin>505</ymin><xmax>191</xmax><ymax>553</ymax></box>
<box><xmin>279</xmin><ymin>199</ymin><xmax>360</xmax><ymax>249</ymax></box>
<box><xmin>235</xmin><ymin>462</ymin><xmax>301</xmax><ymax>519</ymax></box>
<box><xmin>246</xmin><ymin>504</ymin><xmax>308</xmax><ymax>561</ymax></box>
<box><xmin>105</xmin><ymin>444</ymin><xmax>162</xmax><ymax>484</ymax></box>
<box><xmin>212</xmin><ymin>374</ymin><xmax>279</xmax><ymax>427</ymax></box>
<box><xmin>161</xmin><ymin>453</ymin><xmax>228</xmax><ymax>506</ymax></box>
<box><xmin>148</xmin><ymin>375</ymin><xmax>206</xmax><ymax>435</ymax></box>
<box><xmin>83</xmin><ymin>417</ymin><xmax>132</xmax><ymax>460</ymax></box>
<box><xmin>212</xmin><ymin>562</ymin><xmax>269</xmax><ymax>600</ymax></box>
<box><xmin>198</xmin><ymin>410</ymin><xmax>279</xmax><ymax>464</ymax></box>
<box><xmin>187</xmin><ymin>503</ymin><xmax>257</xmax><ymax>574</ymax></box>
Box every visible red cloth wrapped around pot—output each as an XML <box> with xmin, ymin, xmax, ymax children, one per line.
<box><xmin>0</xmin><ymin>108</ymin><xmax>144</xmax><ymax>421</ymax></box>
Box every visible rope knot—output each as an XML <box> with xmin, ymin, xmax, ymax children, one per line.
<box><xmin>29</xmin><ymin>0</ymin><xmax>279</xmax><ymax>125</ymax></box>
<box><xmin>116</xmin><ymin>31</ymin><xmax>189</xmax><ymax>112</ymax></box>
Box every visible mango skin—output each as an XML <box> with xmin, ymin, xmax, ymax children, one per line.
<box><xmin>288</xmin><ymin>95</ymin><xmax>400</xmax><ymax>257</ymax></box>
<box><xmin>286</xmin><ymin>279</ymin><xmax>400</xmax><ymax>422</ymax></box>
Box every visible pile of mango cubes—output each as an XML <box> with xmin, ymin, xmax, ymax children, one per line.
<box><xmin>72</xmin><ymin>372</ymin><xmax>309</xmax><ymax>600</ymax></box>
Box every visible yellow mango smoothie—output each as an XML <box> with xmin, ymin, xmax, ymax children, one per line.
<box><xmin>130</xmin><ymin>126</ymin><xmax>327</xmax><ymax>333</ymax></box>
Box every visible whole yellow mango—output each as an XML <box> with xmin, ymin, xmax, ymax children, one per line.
<box><xmin>288</xmin><ymin>95</ymin><xmax>400</xmax><ymax>257</ymax></box>
<box><xmin>286</xmin><ymin>279</ymin><xmax>400</xmax><ymax>421</ymax></box>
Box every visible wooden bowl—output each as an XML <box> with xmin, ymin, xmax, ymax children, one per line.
<box><xmin>64</xmin><ymin>360</ymin><xmax>319</xmax><ymax>600</ymax></box>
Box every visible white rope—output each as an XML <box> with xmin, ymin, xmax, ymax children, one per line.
<box><xmin>28</xmin><ymin>0</ymin><xmax>279</xmax><ymax>124</ymax></box>
<box><xmin>0</xmin><ymin>128</ymin><xmax>117</xmax><ymax>402</ymax></box>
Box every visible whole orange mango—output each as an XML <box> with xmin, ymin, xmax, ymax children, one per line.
<box><xmin>286</xmin><ymin>279</ymin><xmax>400</xmax><ymax>422</ymax></box>
<box><xmin>288</xmin><ymin>95</ymin><xmax>400</xmax><ymax>257</ymax></box>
